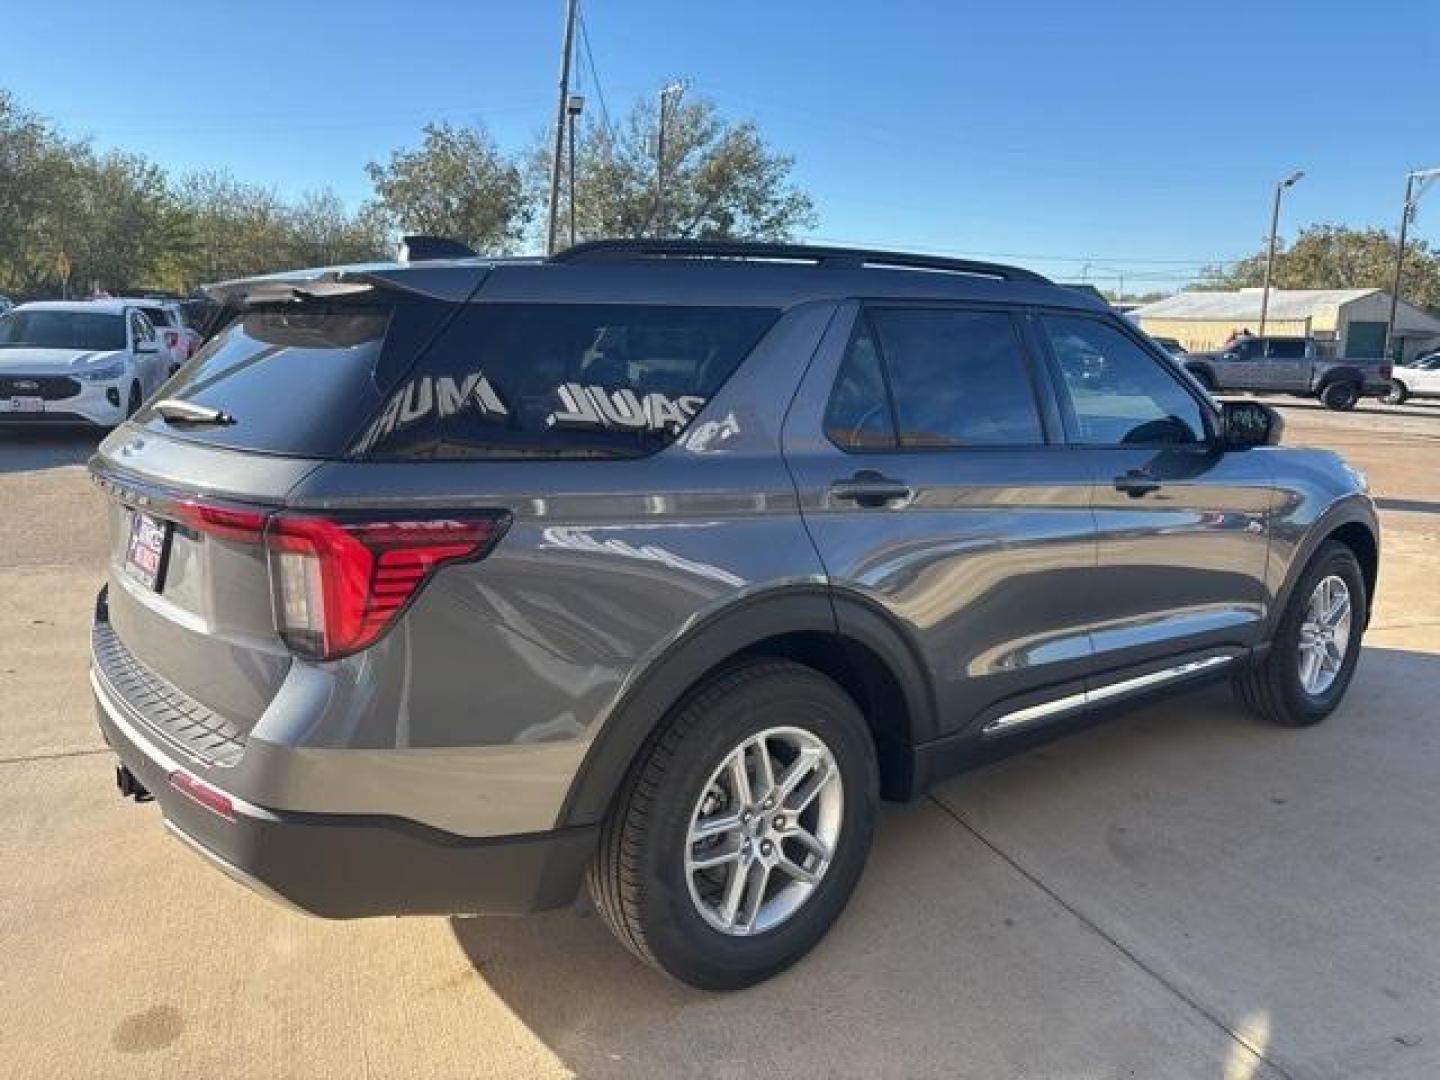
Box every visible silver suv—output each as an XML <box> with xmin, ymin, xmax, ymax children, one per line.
<box><xmin>90</xmin><ymin>240</ymin><xmax>1378</xmax><ymax>990</ymax></box>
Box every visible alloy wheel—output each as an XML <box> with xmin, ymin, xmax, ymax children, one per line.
<box><xmin>1298</xmin><ymin>574</ymin><xmax>1352</xmax><ymax>696</ymax></box>
<box><xmin>684</xmin><ymin>726</ymin><xmax>843</xmax><ymax>936</ymax></box>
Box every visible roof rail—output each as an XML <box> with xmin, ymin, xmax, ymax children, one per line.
<box><xmin>551</xmin><ymin>239</ymin><xmax>1050</xmax><ymax>283</ymax></box>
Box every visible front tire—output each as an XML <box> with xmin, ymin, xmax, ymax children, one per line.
<box><xmin>1384</xmin><ymin>380</ymin><xmax>1409</xmax><ymax>405</ymax></box>
<box><xmin>1235</xmin><ymin>542</ymin><xmax>1366</xmax><ymax>727</ymax></box>
<box><xmin>588</xmin><ymin>658</ymin><xmax>878</xmax><ymax>991</ymax></box>
<box><xmin>1320</xmin><ymin>380</ymin><xmax>1360</xmax><ymax>411</ymax></box>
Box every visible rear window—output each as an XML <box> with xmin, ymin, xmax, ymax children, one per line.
<box><xmin>354</xmin><ymin>303</ymin><xmax>778</xmax><ymax>459</ymax></box>
<box><xmin>134</xmin><ymin>304</ymin><xmax>401</xmax><ymax>457</ymax></box>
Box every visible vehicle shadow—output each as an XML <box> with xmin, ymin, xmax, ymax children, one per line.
<box><xmin>0</xmin><ymin>428</ymin><xmax>104</xmax><ymax>473</ymax></box>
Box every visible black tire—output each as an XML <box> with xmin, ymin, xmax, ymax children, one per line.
<box><xmin>125</xmin><ymin>382</ymin><xmax>142</xmax><ymax>418</ymax></box>
<box><xmin>587</xmin><ymin>658</ymin><xmax>878</xmax><ymax>991</ymax></box>
<box><xmin>1234</xmin><ymin>542</ymin><xmax>1366</xmax><ymax>727</ymax></box>
<box><xmin>1384</xmin><ymin>380</ymin><xmax>1409</xmax><ymax>405</ymax></box>
<box><xmin>1320</xmin><ymin>380</ymin><xmax>1360</xmax><ymax>411</ymax></box>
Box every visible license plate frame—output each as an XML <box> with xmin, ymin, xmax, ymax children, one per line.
<box><xmin>124</xmin><ymin>511</ymin><xmax>171</xmax><ymax>592</ymax></box>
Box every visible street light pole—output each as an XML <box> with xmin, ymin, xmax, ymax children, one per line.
<box><xmin>1385</xmin><ymin>167</ymin><xmax>1440</xmax><ymax>362</ymax></box>
<box><xmin>566</xmin><ymin>94</ymin><xmax>584</xmax><ymax>249</ymax></box>
<box><xmin>1259</xmin><ymin>170</ymin><xmax>1304</xmax><ymax>338</ymax></box>
<box><xmin>545</xmin><ymin>0</ymin><xmax>579</xmax><ymax>255</ymax></box>
<box><xmin>654</xmin><ymin>80</ymin><xmax>687</xmax><ymax>238</ymax></box>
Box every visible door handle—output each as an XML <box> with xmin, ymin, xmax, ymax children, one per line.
<box><xmin>1114</xmin><ymin>469</ymin><xmax>1161</xmax><ymax>497</ymax></box>
<box><xmin>829</xmin><ymin>470</ymin><xmax>912</xmax><ymax>508</ymax></box>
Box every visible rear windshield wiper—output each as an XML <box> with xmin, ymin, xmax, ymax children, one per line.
<box><xmin>151</xmin><ymin>398</ymin><xmax>236</xmax><ymax>426</ymax></box>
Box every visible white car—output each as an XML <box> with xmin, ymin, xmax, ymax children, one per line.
<box><xmin>1385</xmin><ymin>353</ymin><xmax>1440</xmax><ymax>405</ymax></box>
<box><xmin>117</xmin><ymin>298</ymin><xmax>202</xmax><ymax>372</ymax></box>
<box><xmin>0</xmin><ymin>300</ymin><xmax>173</xmax><ymax>427</ymax></box>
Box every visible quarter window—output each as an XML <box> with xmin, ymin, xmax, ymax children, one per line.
<box><xmin>824</xmin><ymin>320</ymin><xmax>897</xmax><ymax>450</ymax></box>
<box><xmin>1041</xmin><ymin>315</ymin><xmax>1207</xmax><ymax>445</ymax></box>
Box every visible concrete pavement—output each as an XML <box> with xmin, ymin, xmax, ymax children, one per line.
<box><xmin>0</xmin><ymin>400</ymin><xmax>1436</xmax><ymax>1079</ymax></box>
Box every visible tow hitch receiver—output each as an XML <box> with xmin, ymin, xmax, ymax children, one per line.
<box><xmin>116</xmin><ymin>764</ymin><xmax>152</xmax><ymax>803</ymax></box>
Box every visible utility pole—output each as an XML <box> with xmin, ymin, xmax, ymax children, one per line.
<box><xmin>567</xmin><ymin>94</ymin><xmax>585</xmax><ymax>248</ymax></box>
<box><xmin>1259</xmin><ymin>170</ymin><xmax>1304</xmax><ymax>338</ymax></box>
<box><xmin>545</xmin><ymin>0</ymin><xmax>579</xmax><ymax>255</ymax></box>
<box><xmin>654</xmin><ymin>79</ymin><xmax>687</xmax><ymax>238</ymax></box>
<box><xmin>1385</xmin><ymin>167</ymin><xmax>1440</xmax><ymax>362</ymax></box>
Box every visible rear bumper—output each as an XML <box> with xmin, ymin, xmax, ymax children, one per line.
<box><xmin>92</xmin><ymin>668</ymin><xmax>597</xmax><ymax>919</ymax></box>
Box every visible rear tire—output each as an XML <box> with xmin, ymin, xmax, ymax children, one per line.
<box><xmin>1320</xmin><ymin>380</ymin><xmax>1360</xmax><ymax>411</ymax></box>
<box><xmin>1234</xmin><ymin>542</ymin><xmax>1366</xmax><ymax>727</ymax></box>
<box><xmin>1384</xmin><ymin>380</ymin><xmax>1409</xmax><ymax>405</ymax></box>
<box><xmin>587</xmin><ymin>658</ymin><xmax>878</xmax><ymax>991</ymax></box>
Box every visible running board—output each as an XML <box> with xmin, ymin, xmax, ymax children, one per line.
<box><xmin>982</xmin><ymin>655</ymin><xmax>1235</xmax><ymax>737</ymax></box>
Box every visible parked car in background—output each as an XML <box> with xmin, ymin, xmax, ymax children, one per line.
<box><xmin>0</xmin><ymin>301</ymin><xmax>171</xmax><ymax>426</ymax></box>
<box><xmin>91</xmin><ymin>240</ymin><xmax>1377</xmax><ymax>991</ymax></box>
<box><xmin>1182</xmin><ymin>335</ymin><xmax>1392</xmax><ymax>411</ymax></box>
<box><xmin>1384</xmin><ymin>351</ymin><xmax>1440</xmax><ymax>404</ymax></box>
<box><xmin>117</xmin><ymin>298</ymin><xmax>199</xmax><ymax>372</ymax></box>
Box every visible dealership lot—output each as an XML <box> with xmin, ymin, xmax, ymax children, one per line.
<box><xmin>1</xmin><ymin>402</ymin><xmax>1437</xmax><ymax>1079</ymax></box>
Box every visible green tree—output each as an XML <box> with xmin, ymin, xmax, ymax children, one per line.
<box><xmin>1202</xmin><ymin>224</ymin><xmax>1440</xmax><ymax>313</ymax></box>
<box><xmin>364</xmin><ymin>122</ymin><xmax>531</xmax><ymax>252</ymax></box>
<box><xmin>551</xmin><ymin>94</ymin><xmax>816</xmax><ymax>243</ymax></box>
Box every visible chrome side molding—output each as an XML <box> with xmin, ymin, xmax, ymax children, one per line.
<box><xmin>982</xmin><ymin>655</ymin><xmax>1235</xmax><ymax>737</ymax></box>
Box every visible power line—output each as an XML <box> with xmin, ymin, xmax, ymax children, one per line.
<box><xmin>576</xmin><ymin>6</ymin><xmax>615</xmax><ymax>141</ymax></box>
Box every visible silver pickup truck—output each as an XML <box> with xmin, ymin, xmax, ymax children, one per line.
<box><xmin>1182</xmin><ymin>336</ymin><xmax>1392</xmax><ymax>411</ymax></box>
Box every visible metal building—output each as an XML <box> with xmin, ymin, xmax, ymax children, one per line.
<box><xmin>1131</xmin><ymin>288</ymin><xmax>1440</xmax><ymax>359</ymax></box>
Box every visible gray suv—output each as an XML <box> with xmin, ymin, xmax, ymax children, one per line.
<box><xmin>90</xmin><ymin>240</ymin><xmax>1378</xmax><ymax>990</ymax></box>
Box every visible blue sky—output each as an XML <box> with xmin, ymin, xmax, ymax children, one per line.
<box><xmin>5</xmin><ymin>0</ymin><xmax>1437</xmax><ymax>290</ymax></box>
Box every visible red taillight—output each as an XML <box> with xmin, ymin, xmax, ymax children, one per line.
<box><xmin>1380</xmin><ymin>365</ymin><xmax>1392</xmax><ymax>380</ymax></box>
<box><xmin>165</xmin><ymin>498</ymin><xmax>508</xmax><ymax>661</ymax></box>
<box><xmin>265</xmin><ymin>512</ymin><xmax>508</xmax><ymax>660</ymax></box>
<box><xmin>164</xmin><ymin>330</ymin><xmax>180</xmax><ymax>347</ymax></box>
<box><xmin>171</xmin><ymin>499</ymin><xmax>268</xmax><ymax>544</ymax></box>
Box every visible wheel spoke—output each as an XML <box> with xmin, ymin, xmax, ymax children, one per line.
<box><xmin>751</xmin><ymin>734</ymin><xmax>776</xmax><ymax>799</ymax></box>
<box><xmin>690</xmin><ymin>811</ymin><xmax>743</xmax><ymax>844</ymax></box>
<box><xmin>789</xmin><ymin>826</ymin><xmax>831</xmax><ymax>864</ymax></box>
<box><xmin>774</xmin><ymin>747</ymin><xmax>821</xmax><ymax>806</ymax></box>
<box><xmin>718</xmin><ymin>857</ymin><xmax>752</xmax><ymax>929</ymax></box>
<box><xmin>737</xmin><ymin>862</ymin><xmax>771</xmax><ymax>931</ymax></box>
<box><xmin>792</xmin><ymin>758</ymin><xmax>837</xmax><ymax>813</ymax></box>
<box><xmin>726</xmin><ymin>747</ymin><xmax>753</xmax><ymax>808</ymax></box>
<box><xmin>1324</xmin><ymin>591</ymin><xmax>1350</xmax><ymax>627</ymax></box>
<box><xmin>775</xmin><ymin>853</ymin><xmax>819</xmax><ymax>886</ymax></box>
<box><xmin>689</xmin><ymin>845</ymin><xmax>742</xmax><ymax>872</ymax></box>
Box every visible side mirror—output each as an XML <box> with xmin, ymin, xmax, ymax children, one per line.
<box><xmin>1221</xmin><ymin>400</ymin><xmax>1283</xmax><ymax>448</ymax></box>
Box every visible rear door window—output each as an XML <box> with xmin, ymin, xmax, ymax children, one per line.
<box><xmin>870</xmin><ymin>308</ymin><xmax>1045</xmax><ymax>448</ymax></box>
<box><xmin>355</xmin><ymin>303</ymin><xmax>778</xmax><ymax>459</ymax></box>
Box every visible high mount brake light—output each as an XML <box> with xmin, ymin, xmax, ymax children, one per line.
<box><xmin>167</xmin><ymin>500</ymin><xmax>509</xmax><ymax>660</ymax></box>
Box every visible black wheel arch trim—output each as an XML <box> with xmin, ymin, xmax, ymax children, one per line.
<box><xmin>1269</xmin><ymin>495</ymin><xmax>1379</xmax><ymax>636</ymax></box>
<box><xmin>556</xmin><ymin>585</ymin><xmax>938</xmax><ymax>828</ymax></box>
<box><xmin>1316</xmin><ymin>367</ymin><xmax>1364</xmax><ymax>390</ymax></box>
